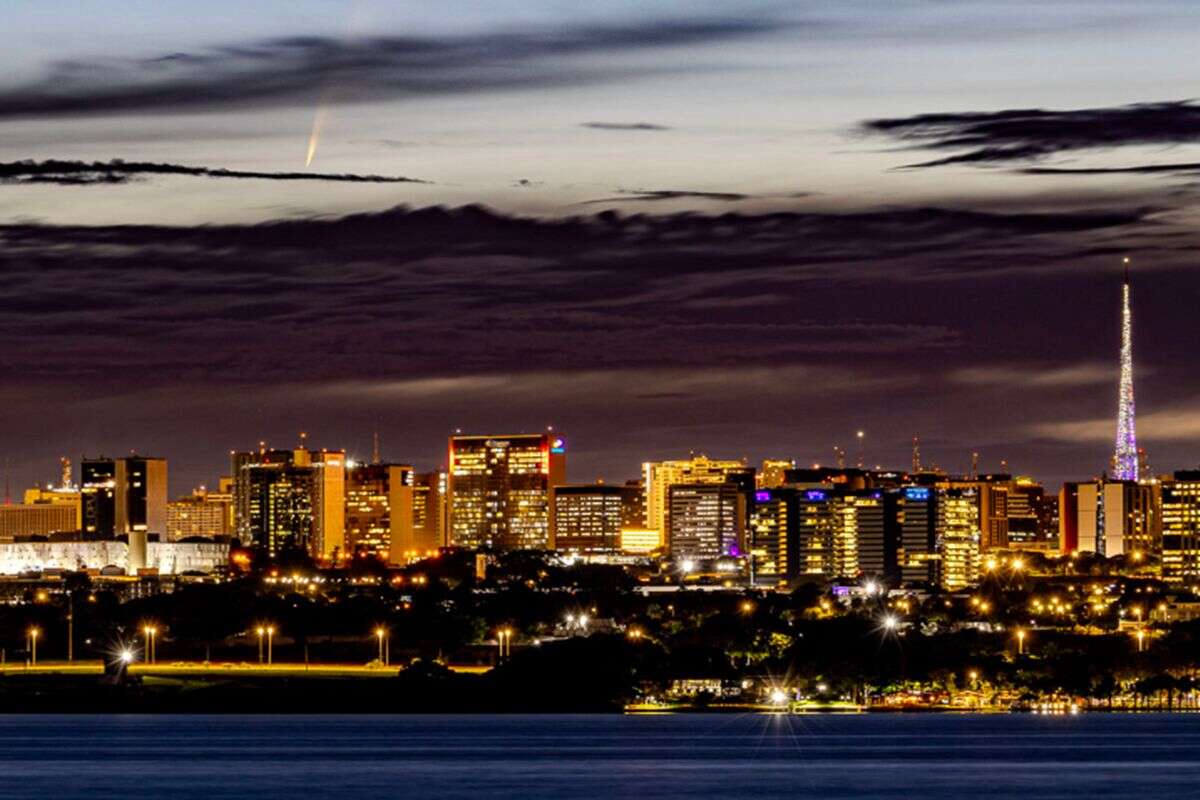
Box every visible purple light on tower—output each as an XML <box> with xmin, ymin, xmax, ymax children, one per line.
<box><xmin>1113</xmin><ymin>257</ymin><xmax>1138</xmax><ymax>481</ymax></box>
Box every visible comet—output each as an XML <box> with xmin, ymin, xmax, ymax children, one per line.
<box><xmin>305</xmin><ymin>106</ymin><xmax>329</xmax><ymax>166</ymax></box>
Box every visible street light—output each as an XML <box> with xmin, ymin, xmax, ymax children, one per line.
<box><xmin>497</xmin><ymin>627</ymin><xmax>512</xmax><ymax>661</ymax></box>
<box><xmin>882</xmin><ymin>614</ymin><xmax>899</xmax><ymax>632</ymax></box>
<box><xmin>143</xmin><ymin>624</ymin><xmax>157</xmax><ymax>664</ymax></box>
<box><xmin>375</xmin><ymin>626</ymin><xmax>388</xmax><ymax>666</ymax></box>
<box><xmin>256</xmin><ymin>626</ymin><xmax>266</xmax><ymax>663</ymax></box>
<box><xmin>1016</xmin><ymin>628</ymin><xmax>1027</xmax><ymax>655</ymax></box>
<box><xmin>1136</xmin><ymin>629</ymin><xmax>1146</xmax><ymax>653</ymax></box>
<box><xmin>27</xmin><ymin>627</ymin><xmax>39</xmax><ymax>667</ymax></box>
<box><xmin>265</xmin><ymin>625</ymin><xmax>275</xmax><ymax>665</ymax></box>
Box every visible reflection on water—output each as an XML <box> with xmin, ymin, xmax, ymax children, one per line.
<box><xmin>0</xmin><ymin>714</ymin><xmax>1197</xmax><ymax>799</ymax></box>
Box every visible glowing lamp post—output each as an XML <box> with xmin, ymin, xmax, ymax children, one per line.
<box><xmin>143</xmin><ymin>625</ymin><xmax>157</xmax><ymax>664</ymax></box>
<box><xmin>256</xmin><ymin>626</ymin><xmax>265</xmax><ymax>664</ymax></box>
<box><xmin>497</xmin><ymin>627</ymin><xmax>512</xmax><ymax>662</ymax></box>
<box><xmin>27</xmin><ymin>627</ymin><xmax>39</xmax><ymax>667</ymax></box>
<box><xmin>1136</xmin><ymin>629</ymin><xmax>1146</xmax><ymax>653</ymax></box>
<box><xmin>375</xmin><ymin>627</ymin><xmax>389</xmax><ymax>666</ymax></box>
<box><xmin>266</xmin><ymin>625</ymin><xmax>275</xmax><ymax>665</ymax></box>
<box><xmin>1016</xmin><ymin>628</ymin><xmax>1027</xmax><ymax>656</ymax></box>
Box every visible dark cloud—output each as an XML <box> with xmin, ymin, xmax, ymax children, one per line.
<box><xmin>1</xmin><ymin>201</ymin><xmax>1194</xmax><ymax>491</ymax></box>
<box><xmin>1021</xmin><ymin>163</ymin><xmax>1200</xmax><ymax>176</ymax></box>
<box><xmin>580</xmin><ymin>122</ymin><xmax>671</xmax><ymax>131</ymax></box>
<box><xmin>582</xmin><ymin>189</ymin><xmax>751</xmax><ymax>203</ymax></box>
<box><xmin>0</xmin><ymin>159</ymin><xmax>428</xmax><ymax>185</ymax></box>
<box><xmin>0</xmin><ymin>20</ymin><xmax>782</xmax><ymax>120</ymax></box>
<box><xmin>863</xmin><ymin>100</ymin><xmax>1200</xmax><ymax>168</ymax></box>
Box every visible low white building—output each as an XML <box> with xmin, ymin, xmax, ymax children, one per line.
<box><xmin>0</xmin><ymin>539</ymin><xmax>228</xmax><ymax>576</ymax></box>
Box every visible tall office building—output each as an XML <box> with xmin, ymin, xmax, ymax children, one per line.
<box><xmin>551</xmin><ymin>484</ymin><xmax>624</xmax><ymax>555</ymax></box>
<box><xmin>231</xmin><ymin>446</ymin><xmax>345</xmax><ymax>558</ymax></box>
<box><xmin>937</xmin><ymin>488</ymin><xmax>981</xmax><ymax>590</ymax></box>
<box><xmin>1161</xmin><ymin>471</ymin><xmax>1200</xmax><ymax>586</ymax></box>
<box><xmin>1075</xmin><ymin>479</ymin><xmax>1158</xmax><ymax>557</ymax></box>
<box><xmin>411</xmin><ymin>470</ymin><xmax>448</xmax><ymax>556</ymax></box>
<box><xmin>345</xmin><ymin>463</ymin><xmax>413</xmax><ymax>561</ymax></box>
<box><xmin>644</xmin><ymin>456</ymin><xmax>754</xmax><ymax>547</ymax></box>
<box><xmin>447</xmin><ymin>434</ymin><xmax>566</xmax><ymax>551</ymax></box>
<box><xmin>795</xmin><ymin>489</ymin><xmax>836</xmax><ymax>578</ymax></box>
<box><xmin>1005</xmin><ymin>479</ymin><xmax>1047</xmax><ymax>548</ymax></box>
<box><xmin>749</xmin><ymin>488</ymin><xmax>797</xmax><ymax>586</ymax></box>
<box><xmin>80</xmin><ymin>456</ymin><xmax>167</xmax><ymax>538</ymax></box>
<box><xmin>892</xmin><ymin>487</ymin><xmax>938</xmax><ymax>586</ymax></box>
<box><xmin>618</xmin><ymin>480</ymin><xmax>646</xmax><ymax>529</ymax></box>
<box><xmin>167</xmin><ymin>488</ymin><xmax>233</xmax><ymax>539</ymax></box>
<box><xmin>667</xmin><ymin>483</ymin><xmax>746</xmax><ymax>561</ymax></box>
<box><xmin>311</xmin><ymin>450</ymin><xmax>346</xmax><ymax>560</ymax></box>
<box><xmin>940</xmin><ymin>476</ymin><xmax>1009</xmax><ymax>549</ymax></box>
<box><xmin>847</xmin><ymin>491</ymin><xmax>890</xmax><ymax>582</ymax></box>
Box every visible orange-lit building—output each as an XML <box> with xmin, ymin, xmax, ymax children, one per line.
<box><xmin>448</xmin><ymin>434</ymin><xmax>566</xmax><ymax>551</ymax></box>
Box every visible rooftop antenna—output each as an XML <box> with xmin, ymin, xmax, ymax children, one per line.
<box><xmin>911</xmin><ymin>436</ymin><xmax>922</xmax><ymax>473</ymax></box>
<box><xmin>299</xmin><ymin>431</ymin><xmax>308</xmax><ymax>450</ymax></box>
<box><xmin>834</xmin><ymin>445</ymin><xmax>845</xmax><ymax>469</ymax></box>
<box><xmin>372</xmin><ymin>428</ymin><xmax>381</xmax><ymax>465</ymax></box>
<box><xmin>970</xmin><ymin>451</ymin><xmax>979</xmax><ymax>480</ymax></box>
<box><xmin>856</xmin><ymin>430</ymin><xmax>865</xmax><ymax>469</ymax></box>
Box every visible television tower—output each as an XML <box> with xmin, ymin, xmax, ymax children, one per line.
<box><xmin>1113</xmin><ymin>257</ymin><xmax>1139</xmax><ymax>481</ymax></box>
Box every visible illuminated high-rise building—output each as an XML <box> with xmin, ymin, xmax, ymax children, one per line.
<box><xmin>667</xmin><ymin>482</ymin><xmax>746</xmax><ymax>561</ymax></box>
<box><xmin>795</xmin><ymin>489</ymin><xmax>835</xmax><ymax>578</ymax></box>
<box><xmin>80</xmin><ymin>456</ymin><xmax>167</xmax><ymax>537</ymax></box>
<box><xmin>411</xmin><ymin>470</ymin><xmax>448</xmax><ymax>555</ymax></box>
<box><xmin>447</xmin><ymin>433</ymin><xmax>566</xmax><ymax>551</ymax></box>
<box><xmin>167</xmin><ymin>487</ymin><xmax>232</xmax><ymax>539</ymax></box>
<box><xmin>552</xmin><ymin>484</ymin><xmax>624</xmax><ymax>555</ymax></box>
<box><xmin>892</xmin><ymin>487</ymin><xmax>937</xmax><ymax>585</ymax></box>
<box><xmin>619</xmin><ymin>479</ymin><xmax>646</xmax><ymax>529</ymax></box>
<box><xmin>1161</xmin><ymin>471</ymin><xmax>1200</xmax><ymax>586</ymax></box>
<box><xmin>936</xmin><ymin>488</ymin><xmax>981</xmax><ymax>590</ymax></box>
<box><xmin>939</xmin><ymin>476</ymin><xmax>1008</xmax><ymax>549</ymax></box>
<box><xmin>749</xmin><ymin>488</ymin><xmax>797</xmax><ymax>586</ymax></box>
<box><xmin>231</xmin><ymin>446</ymin><xmax>345</xmax><ymax>558</ymax></box>
<box><xmin>1075</xmin><ymin>479</ymin><xmax>1158</xmax><ymax>558</ymax></box>
<box><xmin>847</xmin><ymin>491</ymin><xmax>890</xmax><ymax>581</ymax></box>
<box><xmin>1113</xmin><ymin>257</ymin><xmax>1139</xmax><ymax>481</ymax></box>
<box><xmin>311</xmin><ymin>450</ymin><xmax>346</xmax><ymax>560</ymax></box>
<box><xmin>643</xmin><ymin>455</ymin><xmax>753</xmax><ymax>547</ymax></box>
<box><xmin>345</xmin><ymin>462</ymin><xmax>413</xmax><ymax>561</ymax></box>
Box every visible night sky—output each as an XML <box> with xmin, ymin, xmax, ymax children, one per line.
<box><xmin>3</xmin><ymin>1</ymin><xmax>1200</xmax><ymax>493</ymax></box>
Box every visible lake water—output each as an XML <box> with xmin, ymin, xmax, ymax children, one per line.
<box><xmin>0</xmin><ymin>713</ymin><xmax>1196</xmax><ymax>798</ymax></box>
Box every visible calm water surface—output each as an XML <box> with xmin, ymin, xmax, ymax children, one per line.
<box><xmin>0</xmin><ymin>713</ymin><xmax>1197</xmax><ymax>799</ymax></box>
